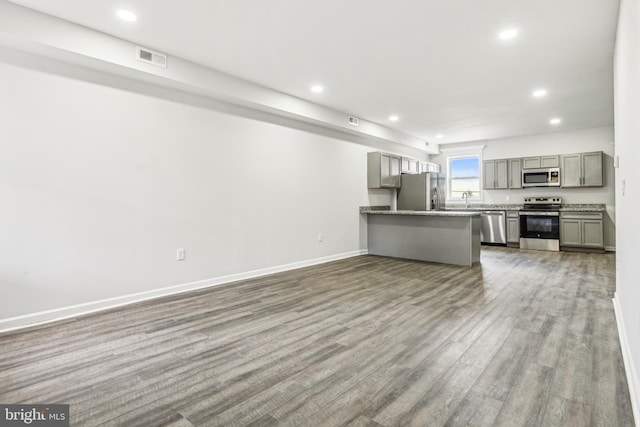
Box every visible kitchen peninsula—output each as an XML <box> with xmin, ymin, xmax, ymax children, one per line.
<box><xmin>361</xmin><ymin>207</ymin><xmax>481</xmax><ymax>266</ymax></box>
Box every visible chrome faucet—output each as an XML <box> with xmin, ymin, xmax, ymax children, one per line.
<box><xmin>462</xmin><ymin>191</ymin><xmax>470</xmax><ymax>208</ymax></box>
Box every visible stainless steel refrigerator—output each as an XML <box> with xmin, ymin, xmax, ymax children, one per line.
<box><xmin>397</xmin><ymin>172</ymin><xmax>446</xmax><ymax>211</ymax></box>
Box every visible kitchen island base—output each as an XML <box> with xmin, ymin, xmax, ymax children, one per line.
<box><xmin>366</xmin><ymin>212</ymin><xmax>481</xmax><ymax>266</ymax></box>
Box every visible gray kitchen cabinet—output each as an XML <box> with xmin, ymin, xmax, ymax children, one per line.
<box><xmin>582</xmin><ymin>152</ymin><xmax>604</xmax><ymax>186</ymax></box>
<box><xmin>428</xmin><ymin>162</ymin><xmax>441</xmax><ymax>173</ymax></box>
<box><xmin>368</xmin><ymin>152</ymin><xmax>401</xmax><ymax>188</ymax></box>
<box><xmin>506</xmin><ymin>211</ymin><xmax>520</xmax><ymax>245</ymax></box>
<box><xmin>561</xmin><ymin>151</ymin><xmax>603</xmax><ymax>188</ymax></box>
<box><xmin>582</xmin><ymin>220</ymin><xmax>604</xmax><ymax>247</ymax></box>
<box><xmin>508</xmin><ymin>158</ymin><xmax>522</xmax><ymax>189</ymax></box>
<box><xmin>541</xmin><ymin>155</ymin><xmax>560</xmax><ymax>167</ymax></box>
<box><xmin>522</xmin><ymin>155</ymin><xmax>560</xmax><ymax>169</ymax></box>
<box><xmin>419</xmin><ymin>162</ymin><xmax>440</xmax><ymax>173</ymax></box>
<box><xmin>401</xmin><ymin>157</ymin><xmax>420</xmax><ymax>174</ymax></box>
<box><xmin>483</xmin><ymin>159</ymin><xmax>508</xmax><ymax>189</ymax></box>
<box><xmin>560</xmin><ymin>219</ymin><xmax>582</xmax><ymax>246</ymax></box>
<box><xmin>483</xmin><ymin>161</ymin><xmax>495</xmax><ymax>189</ymax></box>
<box><xmin>496</xmin><ymin>161</ymin><xmax>508</xmax><ymax>188</ymax></box>
<box><xmin>522</xmin><ymin>157</ymin><xmax>541</xmax><ymax>169</ymax></box>
<box><xmin>560</xmin><ymin>212</ymin><xmax>604</xmax><ymax>249</ymax></box>
<box><xmin>561</xmin><ymin>154</ymin><xmax>581</xmax><ymax>187</ymax></box>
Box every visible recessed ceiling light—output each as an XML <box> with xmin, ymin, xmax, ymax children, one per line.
<box><xmin>389</xmin><ymin>115</ymin><xmax>399</xmax><ymax>122</ymax></box>
<box><xmin>532</xmin><ymin>89</ymin><xmax>548</xmax><ymax>98</ymax></box>
<box><xmin>310</xmin><ymin>85</ymin><xmax>324</xmax><ymax>93</ymax></box>
<box><xmin>116</xmin><ymin>9</ymin><xmax>137</xmax><ymax>22</ymax></box>
<box><xmin>436</xmin><ymin>134</ymin><xmax>444</xmax><ymax>139</ymax></box>
<box><xmin>549</xmin><ymin>117</ymin><xmax>562</xmax><ymax>125</ymax></box>
<box><xmin>498</xmin><ymin>28</ymin><xmax>518</xmax><ymax>40</ymax></box>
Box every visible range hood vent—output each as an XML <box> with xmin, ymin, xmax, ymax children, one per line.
<box><xmin>136</xmin><ymin>46</ymin><xmax>167</xmax><ymax>68</ymax></box>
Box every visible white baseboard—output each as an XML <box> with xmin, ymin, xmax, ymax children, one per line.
<box><xmin>613</xmin><ymin>295</ymin><xmax>639</xmax><ymax>425</ymax></box>
<box><xmin>0</xmin><ymin>249</ymin><xmax>368</xmax><ymax>334</ymax></box>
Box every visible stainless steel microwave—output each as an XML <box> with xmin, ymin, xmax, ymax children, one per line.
<box><xmin>522</xmin><ymin>167</ymin><xmax>560</xmax><ymax>187</ymax></box>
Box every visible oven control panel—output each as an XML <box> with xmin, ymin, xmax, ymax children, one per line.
<box><xmin>523</xmin><ymin>197</ymin><xmax>562</xmax><ymax>205</ymax></box>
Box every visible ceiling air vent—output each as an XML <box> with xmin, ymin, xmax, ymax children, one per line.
<box><xmin>348</xmin><ymin>116</ymin><xmax>359</xmax><ymax>126</ymax></box>
<box><xmin>136</xmin><ymin>46</ymin><xmax>167</xmax><ymax>68</ymax></box>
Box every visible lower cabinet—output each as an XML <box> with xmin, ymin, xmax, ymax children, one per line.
<box><xmin>506</xmin><ymin>211</ymin><xmax>520</xmax><ymax>245</ymax></box>
<box><xmin>560</xmin><ymin>212</ymin><xmax>604</xmax><ymax>249</ymax></box>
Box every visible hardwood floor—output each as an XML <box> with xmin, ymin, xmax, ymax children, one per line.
<box><xmin>0</xmin><ymin>247</ymin><xmax>633</xmax><ymax>426</ymax></box>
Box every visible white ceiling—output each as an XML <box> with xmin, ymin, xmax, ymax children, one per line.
<box><xmin>7</xmin><ymin>0</ymin><xmax>619</xmax><ymax>145</ymax></box>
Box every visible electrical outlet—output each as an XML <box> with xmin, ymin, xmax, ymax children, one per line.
<box><xmin>317</xmin><ymin>233</ymin><xmax>323</xmax><ymax>243</ymax></box>
<box><xmin>177</xmin><ymin>248</ymin><xmax>185</xmax><ymax>261</ymax></box>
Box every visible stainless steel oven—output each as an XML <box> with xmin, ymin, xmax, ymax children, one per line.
<box><xmin>519</xmin><ymin>197</ymin><xmax>561</xmax><ymax>251</ymax></box>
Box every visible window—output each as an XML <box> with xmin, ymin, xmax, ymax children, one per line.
<box><xmin>448</xmin><ymin>155</ymin><xmax>481</xmax><ymax>201</ymax></box>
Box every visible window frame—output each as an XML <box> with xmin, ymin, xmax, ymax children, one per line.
<box><xmin>442</xmin><ymin>146</ymin><xmax>484</xmax><ymax>203</ymax></box>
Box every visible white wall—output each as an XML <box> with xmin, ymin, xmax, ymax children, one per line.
<box><xmin>613</xmin><ymin>0</ymin><xmax>640</xmax><ymax>421</ymax></box>
<box><xmin>0</xmin><ymin>58</ymin><xmax>409</xmax><ymax>328</ymax></box>
<box><xmin>432</xmin><ymin>126</ymin><xmax>616</xmax><ymax>248</ymax></box>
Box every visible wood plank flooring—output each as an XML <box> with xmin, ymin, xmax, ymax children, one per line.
<box><xmin>0</xmin><ymin>247</ymin><xmax>633</xmax><ymax>426</ymax></box>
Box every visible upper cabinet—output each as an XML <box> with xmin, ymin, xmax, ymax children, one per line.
<box><xmin>422</xmin><ymin>162</ymin><xmax>441</xmax><ymax>173</ymax></box>
<box><xmin>483</xmin><ymin>159</ymin><xmax>508</xmax><ymax>189</ymax></box>
<box><xmin>508</xmin><ymin>158</ymin><xmax>522</xmax><ymax>189</ymax></box>
<box><xmin>368</xmin><ymin>152</ymin><xmax>401</xmax><ymax>188</ymax></box>
<box><xmin>368</xmin><ymin>150</ymin><xmax>603</xmax><ymax>192</ymax></box>
<box><xmin>522</xmin><ymin>157</ymin><xmax>539</xmax><ymax>169</ymax></box>
<box><xmin>582</xmin><ymin>152</ymin><xmax>604</xmax><ymax>186</ymax></box>
<box><xmin>522</xmin><ymin>155</ymin><xmax>560</xmax><ymax>169</ymax></box>
<box><xmin>541</xmin><ymin>155</ymin><xmax>560</xmax><ymax>168</ymax></box>
<box><xmin>401</xmin><ymin>157</ymin><xmax>420</xmax><ymax>174</ymax></box>
<box><xmin>485</xmin><ymin>158</ymin><xmax>522</xmax><ymax>189</ymax></box>
<box><xmin>561</xmin><ymin>151</ymin><xmax>603</xmax><ymax>188</ymax></box>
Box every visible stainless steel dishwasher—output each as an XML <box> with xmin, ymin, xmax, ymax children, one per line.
<box><xmin>479</xmin><ymin>211</ymin><xmax>506</xmax><ymax>245</ymax></box>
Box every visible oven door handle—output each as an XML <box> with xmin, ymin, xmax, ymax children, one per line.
<box><xmin>518</xmin><ymin>211</ymin><xmax>560</xmax><ymax>217</ymax></box>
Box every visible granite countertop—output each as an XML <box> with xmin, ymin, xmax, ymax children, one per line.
<box><xmin>446</xmin><ymin>203</ymin><xmax>606</xmax><ymax>212</ymax></box>
<box><xmin>560</xmin><ymin>204</ymin><xmax>607</xmax><ymax>212</ymax></box>
<box><xmin>361</xmin><ymin>203</ymin><xmax>607</xmax><ymax>214</ymax></box>
<box><xmin>360</xmin><ymin>206</ymin><xmax>480</xmax><ymax>217</ymax></box>
<box><xmin>445</xmin><ymin>204</ymin><xmax>523</xmax><ymax>211</ymax></box>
